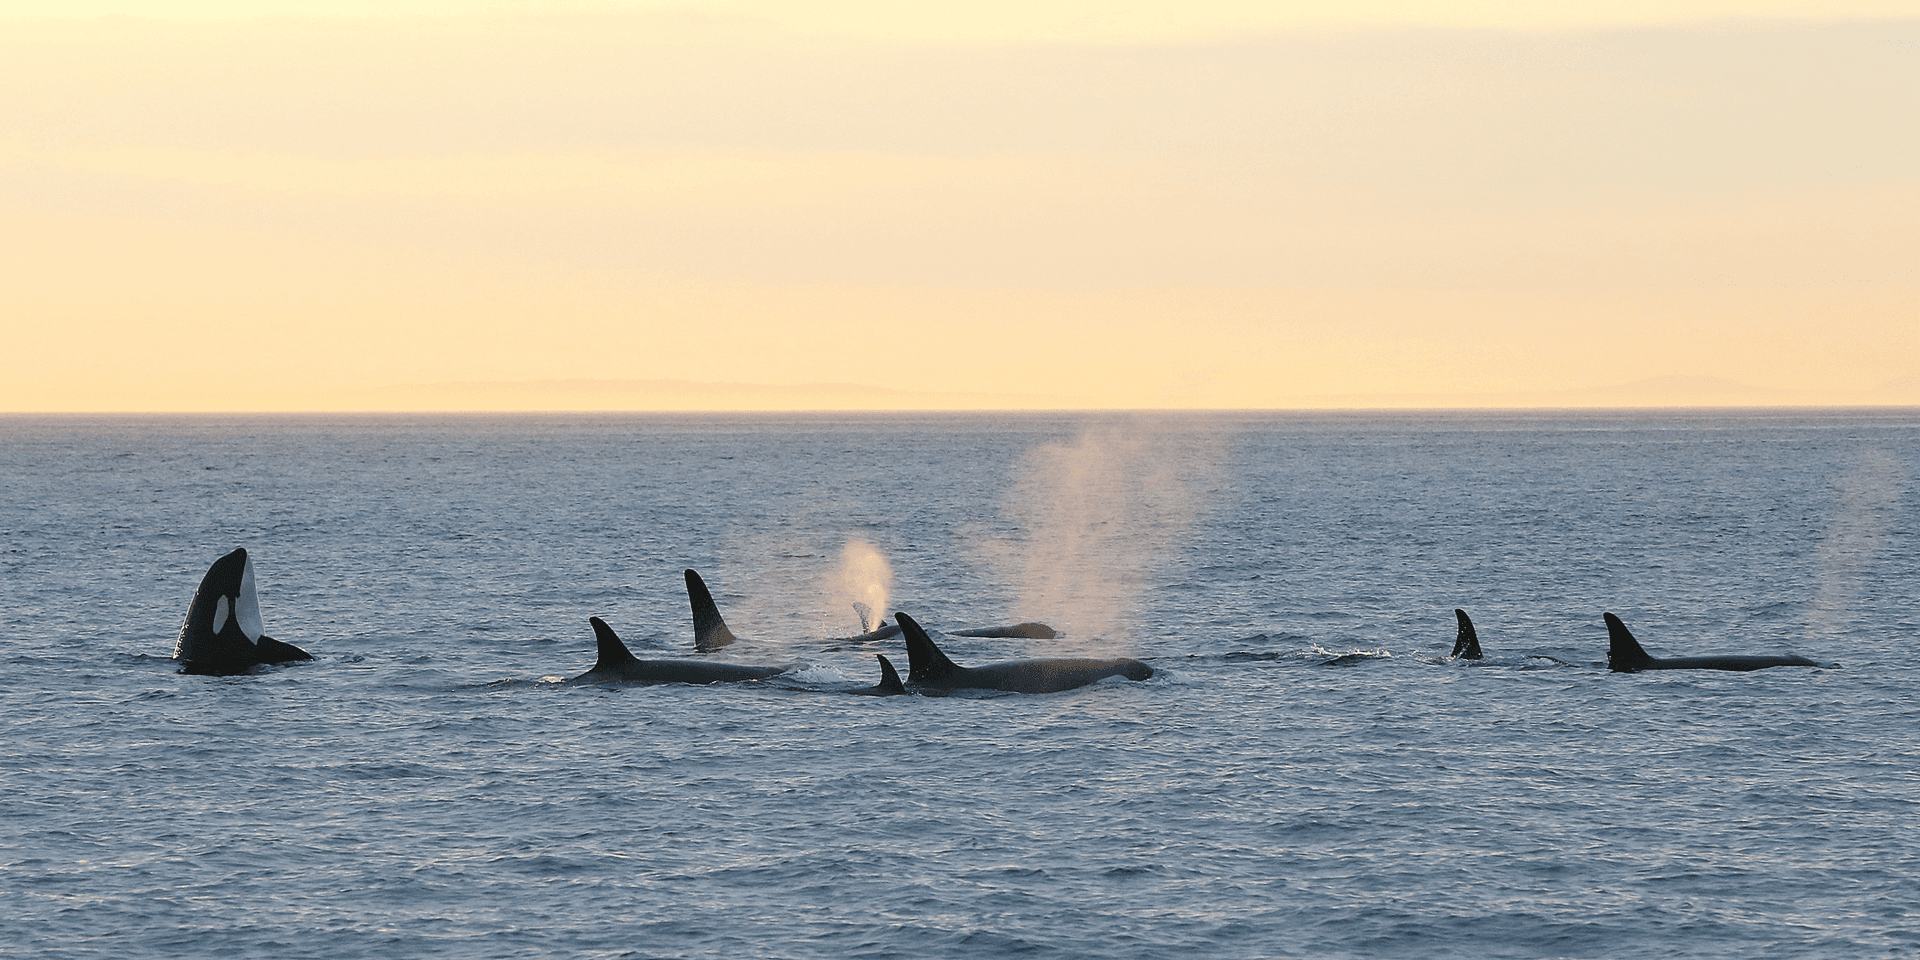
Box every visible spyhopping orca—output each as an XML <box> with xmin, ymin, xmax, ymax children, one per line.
<box><xmin>1451</xmin><ymin>609</ymin><xmax>1483</xmax><ymax>660</ymax></box>
<box><xmin>567</xmin><ymin>617</ymin><xmax>787</xmax><ymax>685</ymax></box>
<box><xmin>1605</xmin><ymin>612</ymin><xmax>1826</xmax><ymax>673</ymax></box>
<box><xmin>684</xmin><ymin>569</ymin><xmax>740</xmax><ymax>652</ymax></box>
<box><xmin>173</xmin><ymin>548</ymin><xmax>312</xmax><ymax>676</ymax></box>
<box><xmin>897</xmin><ymin>611</ymin><xmax>1151</xmax><ymax>694</ymax></box>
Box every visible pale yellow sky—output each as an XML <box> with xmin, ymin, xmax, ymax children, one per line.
<box><xmin>2</xmin><ymin>1</ymin><xmax>1916</xmax><ymax>410</ymax></box>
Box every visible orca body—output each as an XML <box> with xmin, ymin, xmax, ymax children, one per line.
<box><xmin>684</xmin><ymin>569</ymin><xmax>741</xmax><ymax>652</ymax></box>
<box><xmin>173</xmin><ymin>548</ymin><xmax>312</xmax><ymax>676</ymax></box>
<box><xmin>568</xmin><ymin>617</ymin><xmax>786</xmax><ymax>685</ymax></box>
<box><xmin>1451</xmin><ymin>609</ymin><xmax>1483</xmax><ymax>660</ymax></box>
<box><xmin>951</xmin><ymin>622</ymin><xmax>1058</xmax><ymax>639</ymax></box>
<box><xmin>1605</xmin><ymin>613</ymin><xmax>1826</xmax><ymax>673</ymax></box>
<box><xmin>897</xmin><ymin>612</ymin><xmax>1151</xmax><ymax>694</ymax></box>
<box><xmin>850</xmin><ymin>654</ymin><xmax>906</xmax><ymax>696</ymax></box>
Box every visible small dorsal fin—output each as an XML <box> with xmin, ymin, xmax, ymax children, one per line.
<box><xmin>875</xmin><ymin>654</ymin><xmax>905</xmax><ymax>694</ymax></box>
<box><xmin>1452</xmin><ymin>609</ymin><xmax>1483</xmax><ymax>660</ymax></box>
<box><xmin>853</xmin><ymin>602</ymin><xmax>875</xmax><ymax>634</ymax></box>
<box><xmin>1604</xmin><ymin>612</ymin><xmax>1654</xmax><ymax>672</ymax></box>
<box><xmin>897</xmin><ymin>611</ymin><xmax>962</xmax><ymax>685</ymax></box>
<box><xmin>684</xmin><ymin>569</ymin><xmax>739</xmax><ymax>652</ymax></box>
<box><xmin>590</xmin><ymin>616</ymin><xmax>640</xmax><ymax>671</ymax></box>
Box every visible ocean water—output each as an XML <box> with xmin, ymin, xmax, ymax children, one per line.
<box><xmin>1</xmin><ymin>410</ymin><xmax>1916</xmax><ymax>959</ymax></box>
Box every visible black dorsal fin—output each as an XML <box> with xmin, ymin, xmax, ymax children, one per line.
<box><xmin>875</xmin><ymin>654</ymin><xmax>905</xmax><ymax>694</ymax></box>
<box><xmin>1452</xmin><ymin>608</ymin><xmax>1483</xmax><ymax>660</ymax></box>
<box><xmin>684</xmin><ymin>569</ymin><xmax>739</xmax><ymax>652</ymax></box>
<box><xmin>897</xmin><ymin>611</ymin><xmax>962</xmax><ymax>685</ymax></box>
<box><xmin>590</xmin><ymin>616</ymin><xmax>640</xmax><ymax>671</ymax></box>
<box><xmin>1604</xmin><ymin>612</ymin><xmax>1654</xmax><ymax>673</ymax></box>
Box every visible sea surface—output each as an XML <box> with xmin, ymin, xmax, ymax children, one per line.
<box><xmin>2</xmin><ymin>410</ymin><xmax>1916</xmax><ymax>959</ymax></box>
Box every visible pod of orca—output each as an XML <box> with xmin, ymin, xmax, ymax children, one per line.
<box><xmin>168</xmin><ymin>549</ymin><xmax>1836</xmax><ymax>687</ymax></box>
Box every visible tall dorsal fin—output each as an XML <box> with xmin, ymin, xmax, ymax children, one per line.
<box><xmin>874</xmin><ymin>654</ymin><xmax>905</xmax><ymax>694</ymax></box>
<box><xmin>589</xmin><ymin>616</ymin><xmax>640</xmax><ymax>671</ymax></box>
<box><xmin>684</xmin><ymin>569</ymin><xmax>739</xmax><ymax>652</ymax></box>
<box><xmin>1604</xmin><ymin>612</ymin><xmax>1654</xmax><ymax>673</ymax></box>
<box><xmin>1452</xmin><ymin>608</ymin><xmax>1483</xmax><ymax>660</ymax></box>
<box><xmin>897</xmin><ymin>611</ymin><xmax>962</xmax><ymax>685</ymax></box>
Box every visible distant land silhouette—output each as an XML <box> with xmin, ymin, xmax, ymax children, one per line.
<box><xmin>9</xmin><ymin>375</ymin><xmax>1918</xmax><ymax>413</ymax></box>
<box><xmin>322</xmin><ymin>375</ymin><xmax>1920</xmax><ymax>411</ymax></box>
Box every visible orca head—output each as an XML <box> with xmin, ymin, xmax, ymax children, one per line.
<box><xmin>174</xmin><ymin>547</ymin><xmax>277</xmax><ymax>674</ymax></box>
<box><xmin>176</xmin><ymin>548</ymin><xmax>262</xmax><ymax>653</ymax></box>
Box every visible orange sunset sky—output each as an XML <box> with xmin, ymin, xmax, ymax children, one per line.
<box><xmin>2</xmin><ymin>0</ymin><xmax>1916</xmax><ymax>411</ymax></box>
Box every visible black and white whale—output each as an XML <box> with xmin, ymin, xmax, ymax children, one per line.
<box><xmin>567</xmin><ymin>616</ymin><xmax>787</xmax><ymax>685</ymax></box>
<box><xmin>173</xmin><ymin>547</ymin><xmax>312</xmax><ymax>676</ymax></box>
<box><xmin>1451</xmin><ymin>608</ymin><xmax>1483</xmax><ymax>660</ymax></box>
<box><xmin>1605</xmin><ymin>612</ymin><xmax>1827</xmax><ymax>673</ymax></box>
<box><xmin>896</xmin><ymin>611</ymin><xmax>1152</xmax><ymax>694</ymax></box>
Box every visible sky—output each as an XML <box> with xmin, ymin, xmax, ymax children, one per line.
<box><xmin>2</xmin><ymin>0</ymin><xmax>1916</xmax><ymax>410</ymax></box>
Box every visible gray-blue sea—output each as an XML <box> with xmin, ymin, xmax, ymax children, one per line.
<box><xmin>3</xmin><ymin>410</ymin><xmax>1916</xmax><ymax>959</ymax></box>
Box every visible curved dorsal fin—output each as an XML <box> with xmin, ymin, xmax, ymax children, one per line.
<box><xmin>684</xmin><ymin>569</ymin><xmax>739</xmax><ymax>652</ymax></box>
<box><xmin>1452</xmin><ymin>608</ymin><xmax>1483</xmax><ymax>660</ymax></box>
<box><xmin>875</xmin><ymin>654</ymin><xmax>905</xmax><ymax>694</ymax></box>
<box><xmin>896</xmin><ymin>611</ymin><xmax>962</xmax><ymax>684</ymax></box>
<box><xmin>590</xmin><ymin>616</ymin><xmax>640</xmax><ymax>671</ymax></box>
<box><xmin>1604</xmin><ymin>612</ymin><xmax>1654</xmax><ymax>672</ymax></box>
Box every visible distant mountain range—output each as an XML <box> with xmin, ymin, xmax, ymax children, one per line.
<box><xmin>1275</xmin><ymin>376</ymin><xmax>1920</xmax><ymax>410</ymax></box>
<box><xmin>339</xmin><ymin>375</ymin><xmax>1920</xmax><ymax>411</ymax></box>
<box><xmin>12</xmin><ymin>375</ymin><xmax>1918</xmax><ymax>413</ymax></box>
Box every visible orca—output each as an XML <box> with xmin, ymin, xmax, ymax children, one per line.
<box><xmin>684</xmin><ymin>569</ymin><xmax>741</xmax><ymax>652</ymax></box>
<box><xmin>831</xmin><ymin>602</ymin><xmax>903</xmax><ymax>643</ymax></box>
<box><xmin>567</xmin><ymin>616</ymin><xmax>787</xmax><ymax>685</ymax></box>
<box><xmin>1452</xmin><ymin>608</ymin><xmax>1483</xmax><ymax>660</ymax></box>
<box><xmin>1605</xmin><ymin>612</ymin><xmax>1826</xmax><ymax>673</ymax></box>
<box><xmin>850</xmin><ymin>654</ymin><xmax>906</xmax><ymax>696</ymax></box>
<box><xmin>896</xmin><ymin>611</ymin><xmax>1152</xmax><ymax>694</ymax></box>
<box><xmin>1447</xmin><ymin>609</ymin><xmax>1576</xmax><ymax>666</ymax></box>
<box><xmin>172</xmin><ymin>547</ymin><xmax>312</xmax><ymax>676</ymax></box>
<box><xmin>950</xmin><ymin>622</ymin><xmax>1058</xmax><ymax>639</ymax></box>
<box><xmin>685</xmin><ymin>568</ymin><xmax>1045</xmax><ymax>646</ymax></box>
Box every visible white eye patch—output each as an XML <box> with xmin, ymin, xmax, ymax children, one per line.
<box><xmin>212</xmin><ymin>595</ymin><xmax>230</xmax><ymax>636</ymax></box>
